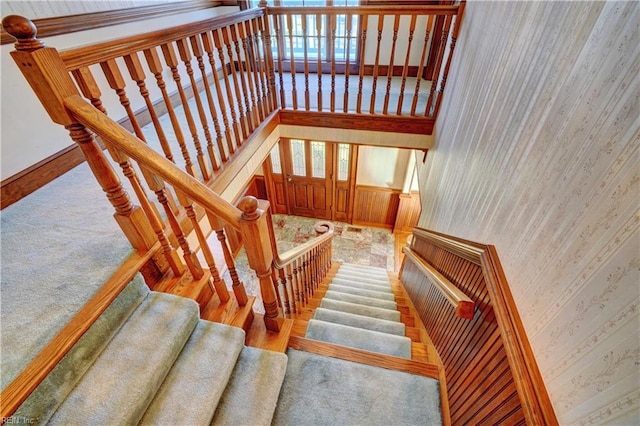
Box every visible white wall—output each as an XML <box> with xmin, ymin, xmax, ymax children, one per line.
<box><xmin>356</xmin><ymin>145</ymin><xmax>409</xmax><ymax>189</ymax></box>
<box><xmin>418</xmin><ymin>1</ymin><xmax>639</xmax><ymax>424</ymax></box>
<box><xmin>0</xmin><ymin>1</ymin><xmax>239</xmax><ymax>180</ymax></box>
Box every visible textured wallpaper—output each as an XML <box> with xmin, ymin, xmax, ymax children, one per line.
<box><xmin>417</xmin><ymin>1</ymin><xmax>639</xmax><ymax>424</ymax></box>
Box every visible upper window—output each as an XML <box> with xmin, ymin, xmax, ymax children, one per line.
<box><xmin>252</xmin><ymin>0</ymin><xmax>360</xmax><ymax>62</ymax></box>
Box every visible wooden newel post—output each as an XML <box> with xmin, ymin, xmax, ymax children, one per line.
<box><xmin>2</xmin><ymin>15</ymin><xmax>156</xmax><ymax>253</ymax></box>
<box><xmin>237</xmin><ymin>196</ymin><xmax>284</xmax><ymax>332</ymax></box>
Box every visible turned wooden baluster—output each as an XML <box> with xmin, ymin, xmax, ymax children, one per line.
<box><xmin>208</xmin><ymin>214</ymin><xmax>248</xmax><ymax>306</ymax></box>
<box><xmin>73</xmin><ymin>63</ymin><xmax>184</xmax><ymax>277</ymax></box>
<box><xmin>425</xmin><ymin>14</ymin><xmax>452</xmax><ymax>117</ymax></box>
<box><xmin>369</xmin><ymin>14</ymin><xmax>384</xmax><ymax>114</ymax></box>
<box><xmin>72</xmin><ymin>67</ymin><xmax>107</xmax><ymax>113</ymax></box>
<box><xmin>301</xmin><ymin>13</ymin><xmax>310</xmax><ymax>111</ymax></box>
<box><xmin>237</xmin><ymin>196</ymin><xmax>284</xmax><ymax>332</ymax></box>
<box><xmin>160</xmin><ymin>42</ymin><xmax>210</xmax><ymax>182</ymax></box>
<box><xmin>248</xmin><ymin>19</ymin><xmax>268</xmax><ymax>119</ymax></box>
<box><xmin>147</xmin><ymin>174</ymin><xmax>204</xmax><ymax>280</ymax></box>
<box><xmin>212</xmin><ymin>28</ymin><xmax>243</xmax><ymax>151</ymax></box>
<box><xmin>143</xmin><ymin>47</ymin><xmax>197</xmax><ymax>177</ymax></box>
<box><xmin>293</xmin><ymin>258</ymin><xmax>308</xmax><ymax>305</ymax></box>
<box><xmin>411</xmin><ymin>15</ymin><xmax>434</xmax><ymax>116</ymax></box>
<box><xmin>175</xmin><ymin>190</ymin><xmax>230</xmax><ymax>302</ymax></box>
<box><xmin>258</xmin><ymin>14</ymin><xmax>278</xmax><ymax>111</ymax></box>
<box><xmin>397</xmin><ymin>15</ymin><xmax>417</xmax><ymax>116</ymax></box>
<box><xmin>383</xmin><ymin>14</ymin><xmax>401</xmax><ymax>115</ymax></box>
<box><xmin>343</xmin><ymin>13</ymin><xmax>353</xmax><ymax>113</ymax></box>
<box><xmin>122</xmin><ymin>52</ymin><xmax>176</xmax><ymax>163</ymax></box>
<box><xmin>285</xmin><ymin>13</ymin><xmax>298</xmax><ymax>110</ymax></box>
<box><xmin>201</xmin><ymin>32</ymin><xmax>234</xmax><ymax>160</ymax></box>
<box><xmin>356</xmin><ymin>15</ymin><xmax>368</xmax><ymax>114</ymax></box>
<box><xmin>221</xmin><ymin>26</ymin><xmax>249</xmax><ymax>141</ymax></box>
<box><xmin>119</xmin><ymin>159</ymin><xmax>184</xmax><ymax>276</ymax></box>
<box><xmin>2</xmin><ymin>16</ymin><xmax>159</xmax><ymax>256</ymax></box>
<box><xmin>276</xmin><ymin>268</ymin><xmax>290</xmax><ymax>316</ymax></box>
<box><xmin>285</xmin><ymin>263</ymin><xmax>298</xmax><ymax>313</ymax></box>
<box><xmin>230</xmin><ymin>23</ymin><xmax>255</xmax><ymax>134</ymax></box>
<box><xmin>330</xmin><ymin>15</ymin><xmax>337</xmax><ymax>113</ymax></box>
<box><xmin>240</xmin><ymin>21</ymin><xmax>262</xmax><ymax>124</ymax></box>
<box><xmin>272</xmin><ymin>15</ymin><xmax>286</xmax><ymax>108</ymax></box>
<box><xmin>433</xmin><ymin>9</ymin><xmax>463</xmax><ymax>119</ymax></box>
<box><xmin>176</xmin><ymin>38</ymin><xmax>218</xmax><ymax>176</ymax></box>
<box><xmin>316</xmin><ymin>13</ymin><xmax>323</xmax><ymax>112</ymax></box>
<box><xmin>189</xmin><ymin>34</ymin><xmax>224</xmax><ymax>171</ymax></box>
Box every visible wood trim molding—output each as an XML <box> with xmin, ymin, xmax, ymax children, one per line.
<box><xmin>1</xmin><ymin>1</ymin><xmax>239</xmax><ymax>46</ymax></box>
<box><xmin>288</xmin><ymin>335</ymin><xmax>440</xmax><ymax>379</ymax></box>
<box><xmin>279</xmin><ymin>110</ymin><xmax>434</xmax><ymax>135</ymax></box>
<box><xmin>407</xmin><ymin>226</ymin><xmax>559</xmax><ymax>425</ymax></box>
<box><xmin>0</xmin><ymin>246</ymin><xmax>159</xmax><ymax>418</ymax></box>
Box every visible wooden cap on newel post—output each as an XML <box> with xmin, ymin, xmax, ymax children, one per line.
<box><xmin>237</xmin><ymin>196</ymin><xmax>284</xmax><ymax>332</ymax></box>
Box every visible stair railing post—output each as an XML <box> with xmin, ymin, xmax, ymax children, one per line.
<box><xmin>237</xmin><ymin>196</ymin><xmax>284</xmax><ymax>332</ymax></box>
<box><xmin>3</xmin><ymin>15</ymin><xmax>157</xmax><ymax>254</ymax></box>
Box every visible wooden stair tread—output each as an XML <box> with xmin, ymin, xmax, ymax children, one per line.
<box><xmin>201</xmin><ymin>294</ymin><xmax>256</xmax><ymax>332</ymax></box>
<box><xmin>288</xmin><ymin>335</ymin><xmax>440</xmax><ymax>379</ymax></box>
<box><xmin>245</xmin><ymin>313</ymin><xmax>294</xmax><ymax>353</ymax></box>
<box><xmin>152</xmin><ymin>269</ymin><xmax>214</xmax><ymax>311</ymax></box>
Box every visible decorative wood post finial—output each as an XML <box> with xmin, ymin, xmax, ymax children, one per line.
<box><xmin>2</xmin><ymin>15</ymin><xmax>44</xmax><ymax>51</ymax></box>
<box><xmin>238</xmin><ymin>195</ymin><xmax>260</xmax><ymax>220</ymax></box>
<box><xmin>258</xmin><ymin>0</ymin><xmax>268</xmax><ymax>8</ymax></box>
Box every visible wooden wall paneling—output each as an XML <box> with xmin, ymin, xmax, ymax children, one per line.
<box><xmin>352</xmin><ymin>185</ymin><xmax>400</xmax><ymax>228</ymax></box>
<box><xmin>400</xmin><ymin>228</ymin><xmax>557</xmax><ymax>425</ymax></box>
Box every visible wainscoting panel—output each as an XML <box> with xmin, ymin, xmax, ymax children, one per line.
<box><xmin>402</xmin><ymin>235</ymin><xmax>526</xmax><ymax>425</ymax></box>
<box><xmin>352</xmin><ymin>185</ymin><xmax>400</xmax><ymax>229</ymax></box>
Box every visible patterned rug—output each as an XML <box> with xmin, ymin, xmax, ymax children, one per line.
<box><xmin>222</xmin><ymin>214</ymin><xmax>396</xmax><ymax>314</ymax></box>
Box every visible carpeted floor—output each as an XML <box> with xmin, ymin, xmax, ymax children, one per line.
<box><xmin>223</xmin><ymin>214</ymin><xmax>396</xmax><ymax>314</ymax></box>
<box><xmin>272</xmin><ymin>348</ymin><xmax>442</xmax><ymax>426</ymax></box>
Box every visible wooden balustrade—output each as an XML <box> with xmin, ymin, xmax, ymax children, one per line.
<box><xmin>400</xmin><ymin>228</ymin><xmax>558</xmax><ymax>425</ymax></box>
<box><xmin>55</xmin><ymin>8</ymin><xmax>275</xmax><ymax>184</ymax></box>
<box><xmin>269</xmin><ymin>219</ymin><xmax>334</xmax><ymax>317</ymax></box>
<box><xmin>264</xmin><ymin>5</ymin><xmax>462</xmax><ymax>119</ymax></box>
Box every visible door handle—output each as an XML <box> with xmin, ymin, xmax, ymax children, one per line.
<box><xmin>287</xmin><ymin>174</ymin><xmax>292</xmax><ymax>182</ymax></box>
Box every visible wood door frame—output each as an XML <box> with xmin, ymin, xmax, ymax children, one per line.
<box><xmin>263</xmin><ymin>139</ymin><xmax>359</xmax><ymax>222</ymax></box>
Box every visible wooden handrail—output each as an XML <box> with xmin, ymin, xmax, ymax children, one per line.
<box><xmin>266</xmin><ymin>5</ymin><xmax>459</xmax><ymax>16</ymax></box>
<box><xmin>63</xmin><ymin>95</ymin><xmax>244</xmax><ymax>228</ymax></box>
<box><xmin>58</xmin><ymin>8</ymin><xmax>265</xmax><ymax>71</ymax></box>
<box><xmin>402</xmin><ymin>245</ymin><xmax>474</xmax><ymax>319</ymax></box>
<box><xmin>273</xmin><ymin>221</ymin><xmax>334</xmax><ymax>268</ymax></box>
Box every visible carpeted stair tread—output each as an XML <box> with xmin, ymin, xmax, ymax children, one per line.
<box><xmin>338</xmin><ymin>267</ymin><xmax>390</xmax><ymax>281</ymax></box>
<box><xmin>49</xmin><ymin>292</ymin><xmax>199</xmax><ymax>425</ymax></box>
<box><xmin>272</xmin><ymin>349</ymin><xmax>442</xmax><ymax>426</ymax></box>
<box><xmin>314</xmin><ymin>307</ymin><xmax>405</xmax><ymax>336</ymax></box>
<box><xmin>140</xmin><ymin>320</ymin><xmax>246</xmax><ymax>425</ymax></box>
<box><xmin>324</xmin><ymin>290</ymin><xmax>397</xmax><ymax>310</ymax></box>
<box><xmin>335</xmin><ymin>267</ymin><xmax>390</xmax><ymax>278</ymax></box>
<box><xmin>328</xmin><ymin>283</ymin><xmax>395</xmax><ymax>301</ymax></box>
<box><xmin>339</xmin><ymin>263</ymin><xmax>389</xmax><ymax>275</ymax></box>
<box><xmin>14</xmin><ymin>275</ymin><xmax>149</xmax><ymax>424</ymax></box>
<box><xmin>305</xmin><ymin>319</ymin><xmax>412</xmax><ymax>358</ymax></box>
<box><xmin>212</xmin><ymin>346</ymin><xmax>288</xmax><ymax>426</ymax></box>
<box><xmin>320</xmin><ymin>299</ymin><xmax>401</xmax><ymax>322</ymax></box>
<box><xmin>330</xmin><ymin>278</ymin><xmax>393</xmax><ymax>293</ymax></box>
<box><xmin>333</xmin><ymin>273</ymin><xmax>391</xmax><ymax>287</ymax></box>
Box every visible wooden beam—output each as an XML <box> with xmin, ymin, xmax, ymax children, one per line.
<box><xmin>279</xmin><ymin>110</ymin><xmax>434</xmax><ymax>135</ymax></box>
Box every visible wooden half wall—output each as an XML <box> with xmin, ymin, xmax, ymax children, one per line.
<box><xmin>400</xmin><ymin>228</ymin><xmax>558</xmax><ymax>425</ymax></box>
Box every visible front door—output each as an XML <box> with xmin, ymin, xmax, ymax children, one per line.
<box><xmin>264</xmin><ymin>139</ymin><xmax>357</xmax><ymax>222</ymax></box>
<box><xmin>283</xmin><ymin>139</ymin><xmax>333</xmax><ymax>220</ymax></box>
